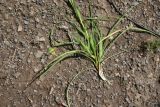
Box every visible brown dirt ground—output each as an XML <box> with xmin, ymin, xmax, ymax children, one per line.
<box><xmin>0</xmin><ymin>0</ymin><xmax>160</xmax><ymax>107</ymax></box>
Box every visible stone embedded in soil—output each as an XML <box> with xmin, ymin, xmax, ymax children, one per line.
<box><xmin>13</xmin><ymin>72</ymin><xmax>21</xmax><ymax>78</ymax></box>
<box><xmin>97</xmin><ymin>94</ymin><xmax>102</xmax><ymax>98</ymax></box>
<box><xmin>35</xmin><ymin>36</ymin><xmax>45</xmax><ymax>42</ymax></box>
<box><xmin>115</xmin><ymin>58</ymin><xmax>119</xmax><ymax>62</ymax></box>
<box><xmin>4</xmin><ymin>39</ymin><xmax>11</xmax><ymax>46</ymax></box>
<box><xmin>40</xmin><ymin>54</ymin><xmax>48</xmax><ymax>63</ymax></box>
<box><xmin>20</xmin><ymin>0</ymin><xmax>27</xmax><ymax>4</ymax></box>
<box><xmin>24</xmin><ymin>20</ymin><xmax>29</xmax><ymax>25</ymax></box>
<box><xmin>49</xmin><ymin>87</ymin><xmax>54</xmax><ymax>95</ymax></box>
<box><xmin>33</xmin><ymin>90</ymin><xmax>38</xmax><ymax>93</ymax></box>
<box><xmin>35</xmin><ymin>80</ymin><xmax>41</xmax><ymax>85</ymax></box>
<box><xmin>30</xmin><ymin>7</ymin><xmax>35</xmax><ymax>16</ymax></box>
<box><xmin>35</xmin><ymin>50</ymin><xmax>43</xmax><ymax>58</ymax></box>
<box><xmin>132</xmin><ymin>1</ymin><xmax>139</xmax><ymax>6</ymax></box>
<box><xmin>35</xmin><ymin>17</ymin><xmax>40</xmax><ymax>23</ymax></box>
<box><xmin>125</xmin><ymin>97</ymin><xmax>131</xmax><ymax>104</ymax></box>
<box><xmin>59</xmin><ymin>25</ymin><xmax>69</xmax><ymax>30</ymax></box>
<box><xmin>137</xmin><ymin>0</ymin><xmax>142</xmax><ymax>2</ymax></box>
<box><xmin>147</xmin><ymin>73</ymin><xmax>153</xmax><ymax>78</ymax></box>
<box><xmin>33</xmin><ymin>65</ymin><xmax>42</xmax><ymax>73</ymax></box>
<box><xmin>18</xmin><ymin>24</ymin><xmax>23</xmax><ymax>32</ymax></box>
<box><xmin>154</xmin><ymin>55</ymin><xmax>159</xmax><ymax>62</ymax></box>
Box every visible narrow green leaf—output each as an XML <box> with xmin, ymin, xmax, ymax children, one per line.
<box><xmin>52</xmin><ymin>42</ymin><xmax>77</xmax><ymax>47</ymax></box>
<box><xmin>130</xmin><ymin>27</ymin><xmax>158</xmax><ymax>36</ymax></box>
<box><xmin>98</xmin><ymin>29</ymin><xmax>122</xmax><ymax>44</ymax></box>
<box><xmin>105</xmin><ymin>25</ymin><xmax>132</xmax><ymax>51</ymax></box>
<box><xmin>89</xmin><ymin>34</ymin><xmax>96</xmax><ymax>56</ymax></box>
<box><xmin>108</xmin><ymin>16</ymin><xmax>124</xmax><ymax>35</ymax></box>
<box><xmin>27</xmin><ymin>50</ymin><xmax>83</xmax><ymax>87</ymax></box>
<box><xmin>67</xmin><ymin>21</ymin><xmax>86</xmax><ymax>38</ymax></box>
<box><xmin>98</xmin><ymin>39</ymin><xmax>104</xmax><ymax>60</ymax></box>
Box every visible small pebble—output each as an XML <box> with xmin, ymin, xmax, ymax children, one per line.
<box><xmin>18</xmin><ymin>24</ymin><xmax>23</xmax><ymax>32</ymax></box>
<box><xmin>35</xmin><ymin>17</ymin><xmax>40</xmax><ymax>22</ymax></box>
<box><xmin>49</xmin><ymin>87</ymin><xmax>54</xmax><ymax>95</ymax></box>
<box><xmin>35</xmin><ymin>36</ymin><xmax>45</xmax><ymax>42</ymax></box>
<box><xmin>36</xmin><ymin>80</ymin><xmax>41</xmax><ymax>85</ymax></box>
<box><xmin>24</xmin><ymin>20</ymin><xmax>29</xmax><ymax>25</ymax></box>
<box><xmin>35</xmin><ymin>50</ymin><xmax>43</xmax><ymax>58</ymax></box>
<box><xmin>147</xmin><ymin>73</ymin><xmax>153</xmax><ymax>78</ymax></box>
<box><xmin>4</xmin><ymin>40</ymin><xmax>10</xmax><ymax>46</ymax></box>
<box><xmin>34</xmin><ymin>90</ymin><xmax>38</xmax><ymax>93</ymax></box>
<box><xmin>13</xmin><ymin>72</ymin><xmax>21</xmax><ymax>78</ymax></box>
<box><xmin>132</xmin><ymin>1</ymin><xmax>139</xmax><ymax>6</ymax></box>
<box><xmin>34</xmin><ymin>67</ymin><xmax>40</xmax><ymax>73</ymax></box>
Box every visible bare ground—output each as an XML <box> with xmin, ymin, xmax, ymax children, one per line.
<box><xmin>0</xmin><ymin>0</ymin><xmax>160</xmax><ymax>107</ymax></box>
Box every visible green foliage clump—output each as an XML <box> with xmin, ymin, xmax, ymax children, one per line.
<box><xmin>28</xmin><ymin>0</ymin><xmax>159</xmax><ymax>90</ymax></box>
<box><xmin>144</xmin><ymin>39</ymin><xmax>160</xmax><ymax>53</ymax></box>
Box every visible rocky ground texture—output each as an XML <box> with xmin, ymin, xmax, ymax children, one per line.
<box><xmin>0</xmin><ymin>0</ymin><xmax>160</xmax><ymax>107</ymax></box>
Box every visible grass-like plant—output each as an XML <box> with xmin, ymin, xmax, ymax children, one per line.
<box><xmin>142</xmin><ymin>39</ymin><xmax>160</xmax><ymax>53</ymax></box>
<box><xmin>27</xmin><ymin>0</ymin><xmax>158</xmax><ymax>87</ymax></box>
<box><xmin>24</xmin><ymin>0</ymin><xmax>160</xmax><ymax>106</ymax></box>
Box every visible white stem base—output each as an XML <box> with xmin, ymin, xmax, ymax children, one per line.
<box><xmin>99</xmin><ymin>66</ymin><xmax>112</xmax><ymax>85</ymax></box>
